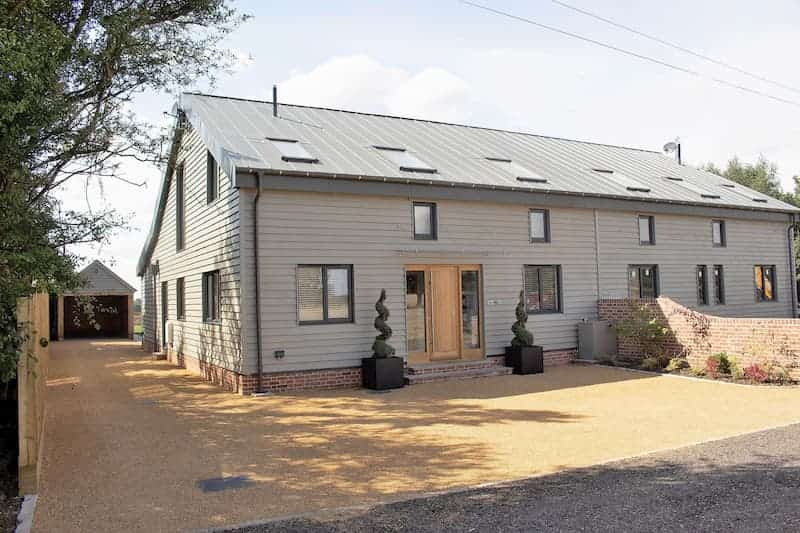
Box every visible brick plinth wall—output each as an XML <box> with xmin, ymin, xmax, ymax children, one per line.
<box><xmin>161</xmin><ymin>346</ymin><xmax>577</xmax><ymax>395</ymax></box>
<box><xmin>599</xmin><ymin>297</ymin><xmax>800</xmax><ymax>377</ymax></box>
<box><xmin>488</xmin><ymin>348</ymin><xmax>576</xmax><ymax>367</ymax></box>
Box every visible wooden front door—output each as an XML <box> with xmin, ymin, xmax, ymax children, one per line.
<box><xmin>430</xmin><ymin>266</ymin><xmax>460</xmax><ymax>360</ymax></box>
<box><xmin>406</xmin><ymin>264</ymin><xmax>483</xmax><ymax>364</ymax></box>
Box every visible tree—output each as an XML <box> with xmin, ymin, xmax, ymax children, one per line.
<box><xmin>0</xmin><ymin>0</ymin><xmax>247</xmax><ymax>381</ymax></box>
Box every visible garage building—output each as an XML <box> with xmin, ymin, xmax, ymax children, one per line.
<box><xmin>57</xmin><ymin>260</ymin><xmax>136</xmax><ymax>340</ymax></box>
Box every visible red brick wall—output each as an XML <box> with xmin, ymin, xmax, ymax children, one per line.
<box><xmin>599</xmin><ymin>298</ymin><xmax>800</xmax><ymax>377</ymax></box>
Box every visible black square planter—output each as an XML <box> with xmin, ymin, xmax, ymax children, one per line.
<box><xmin>362</xmin><ymin>356</ymin><xmax>405</xmax><ymax>390</ymax></box>
<box><xmin>505</xmin><ymin>345</ymin><xmax>544</xmax><ymax>375</ymax></box>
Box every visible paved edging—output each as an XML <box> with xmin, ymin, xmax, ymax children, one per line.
<box><xmin>586</xmin><ymin>363</ymin><xmax>800</xmax><ymax>389</ymax></box>
<box><xmin>15</xmin><ymin>495</ymin><xmax>37</xmax><ymax>533</ymax></box>
<box><xmin>194</xmin><ymin>420</ymin><xmax>800</xmax><ymax>533</ymax></box>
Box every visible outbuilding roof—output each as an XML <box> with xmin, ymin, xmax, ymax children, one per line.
<box><xmin>67</xmin><ymin>260</ymin><xmax>136</xmax><ymax>295</ymax></box>
<box><xmin>137</xmin><ymin>92</ymin><xmax>798</xmax><ymax>275</ymax></box>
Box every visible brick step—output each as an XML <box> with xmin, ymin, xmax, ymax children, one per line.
<box><xmin>405</xmin><ymin>366</ymin><xmax>513</xmax><ymax>385</ymax></box>
<box><xmin>405</xmin><ymin>358</ymin><xmax>506</xmax><ymax>375</ymax></box>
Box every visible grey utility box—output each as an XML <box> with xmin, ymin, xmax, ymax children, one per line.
<box><xmin>577</xmin><ymin>320</ymin><xmax>617</xmax><ymax>360</ymax></box>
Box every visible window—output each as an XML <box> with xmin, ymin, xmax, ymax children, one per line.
<box><xmin>697</xmin><ymin>265</ymin><xmax>708</xmax><ymax>305</ymax></box>
<box><xmin>529</xmin><ymin>209</ymin><xmax>550</xmax><ymax>243</ymax></box>
<box><xmin>712</xmin><ymin>220</ymin><xmax>726</xmax><ymax>247</ymax></box>
<box><xmin>175</xmin><ymin>162</ymin><xmax>185</xmax><ymax>251</ymax></box>
<box><xmin>524</xmin><ymin>265</ymin><xmax>562</xmax><ymax>314</ymax></box>
<box><xmin>628</xmin><ymin>265</ymin><xmax>659</xmax><ymax>298</ymax></box>
<box><xmin>297</xmin><ymin>265</ymin><xmax>353</xmax><ymax>324</ymax></box>
<box><xmin>202</xmin><ymin>270</ymin><xmax>220</xmax><ymax>322</ymax></box>
<box><xmin>485</xmin><ymin>157</ymin><xmax>548</xmax><ymax>184</ymax></box>
<box><xmin>754</xmin><ymin>265</ymin><xmax>776</xmax><ymax>302</ymax></box>
<box><xmin>206</xmin><ymin>150</ymin><xmax>218</xmax><ymax>204</ymax></box>
<box><xmin>413</xmin><ymin>202</ymin><xmax>437</xmax><ymax>240</ymax></box>
<box><xmin>176</xmin><ymin>278</ymin><xmax>185</xmax><ymax>319</ymax></box>
<box><xmin>269</xmin><ymin>138</ymin><xmax>318</xmax><ymax>163</ymax></box>
<box><xmin>592</xmin><ymin>168</ymin><xmax>651</xmax><ymax>193</ymax></box>
<box><xmin>713</xmin><ymin>265</ymin><xmax>725</xmax><ymax>305</ymax></box>
<box><xmin>638</xmin><ymin>215</ymin><xmax>655</xmax><ymax>245</ymax></box>
<box><xmin>375</xmin><ymin>146</ymin><xmax>436</xmax><ymax>173</ymax></box>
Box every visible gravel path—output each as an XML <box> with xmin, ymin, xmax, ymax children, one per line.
<box><xmin>227</xmin><ymin>423</ymin><xmax>800</xmax><ymax>533</ymax></box>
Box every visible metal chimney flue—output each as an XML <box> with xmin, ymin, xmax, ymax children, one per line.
<box><xmin>272</xmin><ymin>85</ymin><xmax>278</xmax><ymax>117</ymax></box>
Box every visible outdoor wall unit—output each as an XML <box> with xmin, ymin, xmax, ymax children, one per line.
<box><xmin>577</xmin><ymin>320</ymin><xmax>617</xmax><ymax>360</ymax></box>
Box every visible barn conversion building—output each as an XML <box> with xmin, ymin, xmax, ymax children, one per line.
<box><xmin>137</xmin><ymin>92</ymin><xmax>799</xmax><ymax>393</ymax></box>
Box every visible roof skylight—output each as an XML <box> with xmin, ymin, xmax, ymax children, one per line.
<box><xmin>269</xmin><ymin>138</ymin><xmax>318</xmax><ymax>163</ymax></box>
<box><xmin>485</xmin><ymin>157</ymin><xmax>548</xmax><ymax>184</ymax></box>
<box><xmin>718</xmin><ymin>182</ymin><xmax>770</xmax><ymax>203</ymax></box>
<box><xmin>663</xmin><ymin>177</ymin><xmax>720</xmax><ymax>199</ymax></box>
<box><xmin>592</xmin><ymin>168</ymin><xmax>651</xmax><ymax>193</ymax></box>
<box><xmin>374</xmin><ymin>146</ymin><xmax>436</xmax><ymax>173</ymax></box>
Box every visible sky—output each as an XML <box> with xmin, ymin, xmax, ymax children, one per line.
<box><xmin>56</xmin><ymin>0</ymin><xmax>800</xmax><ymax>291</ymax></box>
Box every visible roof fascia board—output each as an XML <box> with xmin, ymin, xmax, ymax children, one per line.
<box><xmin>236</xmin><ymin>170</ymin><xmax>795</xmax><ymax>223</ymax></box>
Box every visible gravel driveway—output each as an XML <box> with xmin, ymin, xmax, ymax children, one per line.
<box><xmin>227</xmin><ymin>422</ymin><xmax>800</xmax><ymax>533</ymax></box>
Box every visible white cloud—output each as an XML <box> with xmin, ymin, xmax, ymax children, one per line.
<box><xmin>278</xmin><ymin>54</ymin><xmax>473</xmax><ymax>123</ymax></box>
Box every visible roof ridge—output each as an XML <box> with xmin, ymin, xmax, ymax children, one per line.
<box><xmin>182</xmin><ymin>91</ymin><xmax>662</xmax><ymax>155</ymax></box>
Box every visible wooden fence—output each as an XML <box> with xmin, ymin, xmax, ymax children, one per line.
<box><xmin>16</xmin><ymin>292</ymin><xmax>49</xmax><ymax>494</ymax></box>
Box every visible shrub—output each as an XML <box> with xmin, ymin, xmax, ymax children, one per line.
<box><xmin>640</xmin><ymin>357</ymin><xmax>663</xmax><ymax>371</ymax></box>
<box><xmin>691</xmin><ymin>367</ymin><xmax>706</xmax><ymax>377</ymax></box>
<box><xmin>728</xmin><ymin>356</ymin><xmax>743</xmax><ymax>380</ymax></box>
<box><xmin>766</xmin><ymin>363</ymin><xmax>792</xmax><ymax>384</ymax></box>
<box><xmin>614</xmin><ymin>302</ymin><xmax>669</xmax><ymax>360</ymax></box>
<box><xmin>705</xmin><ymin>353</ymin><xmax>731</xmax><ymax>378</ymax></box>
<box><xmin>743</xmin><ymin>364</ymin><xmax>768</xmax><ymax>383</ymax></box>
<box><xmin>665</xmin><ymin>357</ymin><xmax>690</xmax><ymax>372</ymax></box>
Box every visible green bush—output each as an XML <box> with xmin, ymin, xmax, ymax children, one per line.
<box><xmin>614</xmin><ymin>302</ymin><xmax>669</xmax><ymax>360</ymax></box>
<box><xmin>728</xmin><ymin>356</ymin><xmax>743</xmax><ymax>380</ymax></box>
<box><xmin>691</xmin><ymin>367</ymin><xmax>706</xmax><ymax>377</ymax></box>
<box><xmin>665</xmin><ymin>357</ymin><xmax>690</xmax><ymax>372</ymax></box>
<box><xmin>640</xmin><ymin>357</ymin><xmax>663</xmax><ymax>371</ymax></box>
<box><xmin>705</xmin><ymin>353</ymin><xmax>731</xmax><ymax>377</ymax></box>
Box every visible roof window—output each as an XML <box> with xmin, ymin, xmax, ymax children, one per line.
<box><xmin>374</xmin><ymin>146</ymin><xmax>436</xmax><ymax>173</ymax></box>
<box><xmin>592</xmin><ymin>168</ymin><xmax>651</xmax><ymax>193</ymax></box>
<box><xmin>719</xmin><ymin>182</ymin><xmax>769</xmax><ymax>203</ymax></box>
<box><xmin>663</xmin><ymin>177</ymin><xmax>720</xmax><ymax>199</ymax></box>
<box><xmin>486</xmin><ymin>157</ymin><xmax>548</xmax><ymax>183</ymax></box>
<box><xmin>269</xmin><ymin>138</ymin><xmax>318</xmax><ymax>163</ymax></box>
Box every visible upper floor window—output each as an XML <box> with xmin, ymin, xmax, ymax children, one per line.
<box><xmin>628</xmin><ymin>265</ymin><xmax>659</xmax><ymax>298</ymax></box>
<box><xmin>638</xmin><ymin>215</ymin><xmax>655</xmax><ymax>245</ymax></box>
<box><xmin>206</xmin><ymin>150</ymin><xmax>218</xmax><ymax>204</ymax></box>
<box><xmin>297</xmin><ymin>265</ymin><xmax>354</xmax><ymax>324</ymax></box>
<box><xmin>202</xmin><ymin>270</ymin><xmax>221</xmax><ymax>322</ymax></box>
<box><xmin>712</xmin><ymin>220</ymin><xmax>726</xmax><ymax>247</ymax></box>
<box><xmin>696</xmin><ymin>265</ymin><xmax>708</xmax><ymax>305</ymax></box>
<box><xmin>175</xmin><ymin>162</ymin><xmax>185</xmax><ymax>252</ymax></box>
<box><xmin>524</xmin><ymin>265</ymin><xmax>562</xmax><ymax>314</ymax></box>
<box><xmin>413</xmin><ymin>202</ymin><xmax>437</xmax><ymax>240</ymax></box>
<box><xmin>754</xmin><ymin>265</ymin><xmax>776</xmax><ymax>302</ymax></box>
<box><xmin>529</xmin><ymin>209</ymin><xmax>550</xmax><ymax>243</ymax></box>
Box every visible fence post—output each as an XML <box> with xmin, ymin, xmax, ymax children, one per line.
<box><xmin>17</xmin><ymin>292</ymin><xmax>49</xmax><ymax>494</ymax></box>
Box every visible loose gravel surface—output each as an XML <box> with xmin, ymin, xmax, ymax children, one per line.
<box><xmin>229</xmin><ymin>423</ymin><xmax>800</xmax><ymax>533</ymax></box>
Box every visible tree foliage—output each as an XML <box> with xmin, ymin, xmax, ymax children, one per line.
<box><xmin>0</xmin><ymin>0</ymin><xmax>246</xmax><ymax>382</ymax></box>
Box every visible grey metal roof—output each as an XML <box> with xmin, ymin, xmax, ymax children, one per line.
<box><xmin>137</xmin><ymin>92</ymin><xmax>798</xmax><ymax>276</ymax></box>
<box><xmin>181</xmin><ymin>92</ymin><xmax>798</xmax><ymax>213</ymax></box>
<box><xmin>68</xmin><ymin>260</ymin><xmax>136</xmax><ymax>295</ymax></box>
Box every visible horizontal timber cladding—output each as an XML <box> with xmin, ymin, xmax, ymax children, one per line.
<box><xmin>143</xmin><ymin>124</ymin><xmax>245</xmax><ymax>373</ymax></box>
<box><xmin>237</xmin><ymin>189</ymin><xmax>794</xmax><ymax>376</ymax></box>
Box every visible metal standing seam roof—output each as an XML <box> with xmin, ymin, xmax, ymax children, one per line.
<box><xmin>137</xmin><ymin>92</ymin><xmax>798</xmax><ymax>275</ymax></box>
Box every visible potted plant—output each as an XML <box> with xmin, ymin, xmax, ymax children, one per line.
<box><xmin>362</xmin><ymin>289</ymin><xmax>405</xmax><ymax>390</ymax></box>
<box><xmin>505</xmin><ymin>290</ymin><xmax>544</xmax><ymax>374</ymax></box>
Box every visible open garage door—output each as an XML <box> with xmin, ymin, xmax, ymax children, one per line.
<box><xmin>64</xmin><ymin>295</ymin><xmax>129</xmax><ymax>339</ymax></box>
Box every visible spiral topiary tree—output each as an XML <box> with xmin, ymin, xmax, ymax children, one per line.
<box><xmin>372</xmin><ymin>289</ymin><xmax>395</xmax><ymax>358</ymax></box>
<box><xmin>511</xmin><ymin>290</ymin><xmax>534</xmax><ymax>347</ymax></box>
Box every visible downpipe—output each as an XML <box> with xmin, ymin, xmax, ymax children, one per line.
<box><xmin>789</xmin><ymin>214</ymin><xmax>798</xmax><ymax>317</ymax></box>
<box><xmin>253</xmin><ymin>172</ymin><xmax>264</xmax><ymax>393</ymax></box>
